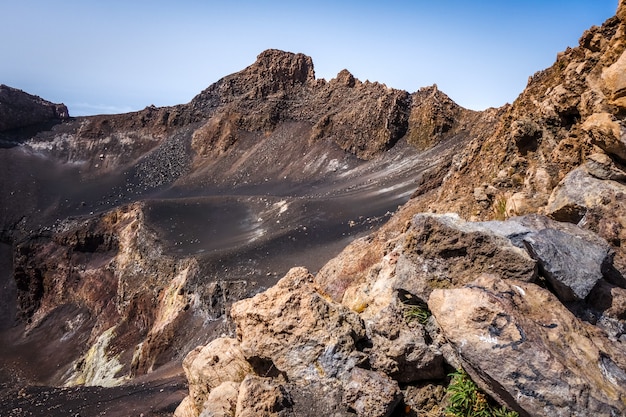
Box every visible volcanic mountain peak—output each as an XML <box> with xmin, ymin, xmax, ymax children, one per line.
<box><xmin>248</xmin><ymin>48</ymin><xmax>316</xmax><ymax>86</ymax></box>
<box><xmin>191</xmin><ymin>49</ymin><xmax>316</xmax><ymax>107</ymax></box>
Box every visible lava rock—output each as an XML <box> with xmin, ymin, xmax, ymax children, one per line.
<box><xmin>523</xmin><ymin>227</ymin><xmax>613</xmax><ymax>302</ymax></box>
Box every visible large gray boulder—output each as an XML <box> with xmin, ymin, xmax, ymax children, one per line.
<box><xmin>394</xmin><ymin>213</ymin><xmax>538</xmax><ymax>301</ymax></box>
<box><xmin>429</xmin><ymin>274</ymin><xmax>626</xmax><ymax>417</ymax></box>
<box><xmin>523</xmin><ymin>227</ymin><xmax>612</xmax><ymax>301</ymax></box>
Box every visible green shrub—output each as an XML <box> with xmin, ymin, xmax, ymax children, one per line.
<box><xmin>446</xmin><ymin>369</ymin><xmax>519</xmax><ymax>417</ymax></box>
<box><xmin>492</xmin><ymin>195</ymin><xmax>508</xmax><ymax>221</ymax></box>
<box><xmin>403</xmin><ymin>302</ymin><xmax>432</xmax><ymax>325</ymax></box>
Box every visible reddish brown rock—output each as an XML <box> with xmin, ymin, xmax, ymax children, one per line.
<box><xmin>230</xmin><ymin>267</ymin><xmax>366</xmax><ymax>382</ymax></box>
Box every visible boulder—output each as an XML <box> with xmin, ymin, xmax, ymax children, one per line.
<box><xmin>582</xmin><ymin>113</ymin><xmax>625</xmax><ymax>161</ymax></box>
<box><xmin>230</xmin><ymin>267</ymin><xmax>367</xmax><ymax>383</ymax></box>
<box><xmin>585</xmin><ymin>153</ymin><xmax>626</xmax><ymax>181</ymax></box>
<box><xmin>395</xmin><ymin>213</ymin><xmax>537</xmax><ymax>301</ymax></box>
<box><xmin>234</xmin><ymin>375</ymin><xmax>293</xmax><ymax>417</ymax></box>
<box><xmin>545</xmin><ymin>167</ymin><xmax>626</xmax><ymax>223</ymax></box>
<box><xmin>342</xmin><ymin>367</ymin><xmax>401</xmax><ymax>417</ymax></box>
<box><xmin>182</xmin><ymin>338</ymin><xmax>253</xmax><ymax>416</ymax></box>
<box><xmin>429</xmin><ymin>274</ymin><xmax>626</xmax><ymax>417</ymax></box>
<box><xmin>479</xmin><ymin>214</ymin><xmax>616</xmax><ymax>302</ymax></box>
<box><xmin>523</xmin><ymin>227</ymin><xmax>613</xmax><ymax>301</ymax></box>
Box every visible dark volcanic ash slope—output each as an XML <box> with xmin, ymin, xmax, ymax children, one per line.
<box><xmin>0</xmin><ymin>48</ymin><xmax>493</xmax><ymax>415</ymax></box>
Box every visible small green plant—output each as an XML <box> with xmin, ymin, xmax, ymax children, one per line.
<box><xmin>492</xmin><ymin>195</ymin><xmax>508</xmax><ymax>221</ymax></box>
<box><xmin>492</xmin><ymin>406</ymin><xmax>520</xmax><ymax>417</ymax></box>
<box><xmin>446</xmin><ymin>368</ymin><xmax>519</xmax><ymax>417</ymax></box>
<box><xmin>403</xmin><ymin>302</ymin><xmax>432</xmax><ymax>325</ymax></box>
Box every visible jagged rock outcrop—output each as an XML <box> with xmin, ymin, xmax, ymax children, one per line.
<box><xmin>181</xmin><ymin>211</ymin><xmax>626</xmax><ymax>416</ymax></box>
<box><xmin>189</xmin><ymin>50</ymin><xmax>412</xmax><ymax>160</ymax></box>
<box><xmin>9</xmin><ymin>203</ymin><xmax>251</xmax><ymax>388</ymax></box>
<box><xmin>0</xmin><ymin>84</ymin><xmax>68</xmax><ymax>132</ymax></box>
<box><xmin>402</xmin><ymin>0</ymin><xmax>626</xmax><ymax>235</ymax></box>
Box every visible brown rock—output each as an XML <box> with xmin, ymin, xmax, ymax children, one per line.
<box><xmin>505</xmin><ymin>192</ymin><xmax>531</xmax><ymax>217</ymax></box>
<box><xmin>402</xmin><ymin>383</ymin><xmax>447</xmax><ymax>416</ymax></box>
<box><xmin>545</xmin><ymin>167</ymin><xmax>626</xmax><ymax>223</ymax></box>
<box><xmin>582</xmin><ymin>113</ymin><xmax>625</xmax><ymax>160</ymax></box>
<box><xmin>315</xmin><ymin>236</ymin><xmax>385</xmax><ymax>304</ymax></box>
<box><xmin>342</xmin><ymin>367</ymin><xmax>401</xmax><ymax>417</ymax></box>
<box><xmin>405</xmin><ymin>85</ymin><xmax>463</xmax><ymax>150</ymax></box>
<box><xmin>429</xmin><ymin>274</ymin><xmax>626</xmax><ymax>416</ymax></box>
<box><xmin>199</xmin><ymin>381</ymin><xmax>240</xmax><ymax>417</ymax></box>
<box><xmin>174</xmin><ymin>396</ymin><xmax>197</xmax><ymax>417</ymax></box>
<box><xmin>395</xmin><ymin>213</ymin><xmax>537</xmax><ymax>300</ymax></box>
<box><xmin>230</xmin><ymin>267</ymin><xmax>366</xmax><ymax>383</ymax></box>
<box><xmin>182</xmin><ymin>338</ymin><xmax>253</xmax><ymax>416</ymax></box>
<box><xmin>588</xmin><ymin>280</ymin><xmax>626</xmax><ymax>320</ymax></box>
<box><xmin>511</xmin><ymin>117</ymin><xmax>542</xmax><ymax>155</ymax></box>
<box><xmin>333</xmin><ymin>69</ymin><xmax>357</xmax><ymax>88</ymax></box>
<box><xmin>0</xmin><ymin>84</ymin><xmax>69</xmax><ymax>132</ymax></box>
<box><xmin>602</xmin><ymin>49</ymin><xmax>626</xmax><ymax>108</ymax></box>
<box><xmin>585</xmin><ymin>152</ymin><xmax>626</xmax><ymax>181</ymax></box>
<box><xmin>234</xmin><ymin>375</ymin><xmax>292</xmax><ymax>417</ymax></box>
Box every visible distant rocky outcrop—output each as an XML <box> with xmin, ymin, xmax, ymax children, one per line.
<box><xmin>0</xmin><ymin>84</ymin><xmax>68</xmax><ymax>132</ymax></box>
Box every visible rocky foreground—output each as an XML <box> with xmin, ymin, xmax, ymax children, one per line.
<box><xmin>3</xmin><ymin>1</ymin><xmax>626</xmax><ymax>417</ymax></box>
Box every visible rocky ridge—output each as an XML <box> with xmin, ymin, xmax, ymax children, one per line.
<box><xmin>0</xmin><ymin>85</ymin><xmax>68</xmax><ymax>134</ymax></box>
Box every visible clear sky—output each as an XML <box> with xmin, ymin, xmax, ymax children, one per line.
<box><xmin>0</xmin><ymin>1</ymin><xmax>618</xmax><ymax>116</ymax></box>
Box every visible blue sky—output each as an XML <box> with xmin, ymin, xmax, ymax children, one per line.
<box><xmin>0</xmin><ymin>1</ymin><xmax>618</xmax><ymax>116</ymax></box>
